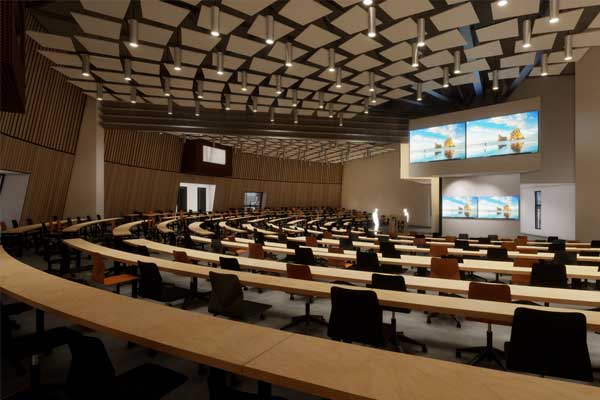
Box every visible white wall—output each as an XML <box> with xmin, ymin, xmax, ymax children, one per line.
<box><xmin>520</xmin><ymin>183</ymin><xmax>575</xmax><ymax>240</ymax></box>
<box><xmin>0</xmin><ymin>171</ymin><xmax>30</xmax><ymax>226</ymax></box>
<box><xmin>179</xmin><ymin>182</ymin><xmax>215</xmax><ymax>212</ymax></box>
<box><xmin>442</xmin><ymin>174</ymin><xmax>521</xmax><ymax>237</ymax></box>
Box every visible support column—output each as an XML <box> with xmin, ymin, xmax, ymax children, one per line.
<box><xmin>63</xmin><ymin>98</ymin><xmax>104</xmax><ymax>218</ymax></box>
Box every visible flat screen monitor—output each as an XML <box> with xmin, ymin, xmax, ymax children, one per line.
<box><xmin>478</xmin><ymin>196</ymin><xmax>520</xmax><ymax>220</ymax></box>
<box><xmin>409</xmin><ymin>122</ymin><xmax>466</xmax><ymax>163</ymax></box>
<box><xmin>442</xmin><ymin>196</ymin><xmax>478</xmax><ymax>219</ymax></box>
<box><xmin>466</xmin><ymin>111</ymin><xmax>539</xmax><ymax>159</ymax></box>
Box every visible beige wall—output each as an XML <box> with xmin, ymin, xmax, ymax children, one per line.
<box><xmin>575</xmin><ymin>47</ymin><xmax>600</xmax><ymax>241</ymax></box>
<box><xmin>340</xmin><ymin>147</ymin><xmax>431</xmax><ymax>227</ymax></box>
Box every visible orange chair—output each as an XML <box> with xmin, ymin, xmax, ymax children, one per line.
<box><xmin>427</xmin><ymin>257</ymin><xmax>462</xmax><ymax>327</ymax></box>
<box><xmin>515</xmin><ymin>236</ymin><xmax>528</xmax><ymax>246</ymax></box>
<box><xmin>248</xmin><ymin>242</ymin><xmax>265</xmax><ymax>260</ymax></box>
<box><xmin>305</xmin><ymin>236</ymin><xmax>318</xmax><ymax>248</ymax></box>
<box><xmin>445</xmin><ymin>235</ymin><xmax>457</xmax><ymax>243</ymax></box>
<box><xmin>429</xmin><ymin>244</ymin><xmax>449</xmax><ymax>257</ymax></box>
<box><xmin>413</xmin><ymin>237</ymin><xmax>427</xmax><ymax>247</ymax></box>
<box><xmin>512</xmin><ymin>258</ymin><xmax>535</xmax><ymax>285</ymax></box>
<box><xmin>323</xmin><ymin>231</ymin><xmax>333</xmax><ymax>239</ymax></box>
<box><xmin>0</xmin><ymin>221</ymin><xmax>6</xmax><ymax>231</ymax></box>
<box><xmin>225</xmin><ymin>236</ymin><xmax>247</xmax><ymax>256</ymax></box>
<box><xmin>501</xmin><ymin>242</ymin><xmax>517</xmax><ymax>251</ymax></box>
<box><xmin>91</xmin><ymin>253</ymin><xmax>138</xmax><ymax>296</ymax></box>
<box><xmin>281</xmin><ymin>263</ymin><xmax>327</xmax><ymax>332</ymax></box>
<box><xmin>519</xmin><ymin>247</ymin><xmax>538</xmax><ymax>254</ymax></box>
<box><xmin>456</xmin><ymin>282</ymin><xmax>511</xmax><ymax>368</ymax></box>
<box><xmin>328</xmin><ymin>246</ymin><xmax>353</xmax><ymax>269</ymax></box>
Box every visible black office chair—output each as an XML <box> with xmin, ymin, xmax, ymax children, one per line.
<box><xmin>478</xmin><ymin>238</ymin><xmax>491</xmax><ymax>244</ymax></box>
<box><xmin>549</xmin><ymin>240</ymin><xmax>566</xmax><ymax>252</ymax></box>
<box><xmin>136</xmin><ymin>245</ymin><xmax>150</xmax><ymax>257</ymax></box>
<box><xmin>254</xmin><ymin>231</ymin><xmax>265</xmax><ymax>245</ymax></box>
<box><xmin>327</xmin><ymin>286</ymin><xmax>397</xmax><ymax>350</ymax></box>
<box><xmin>67</xmin><ymin>335</ymin><xmax>187</xmax><ymax>400</ymax></box>
<box><xmin>458</xmin><ymin>233</ymin><xmax>469</xmax><ymax>240</ymax></box>
<box><xmin>506</xmin><ymin>307</ymin><xmax>593</xmax><ymax>382</ymax></box>
<box><xmin>553</xmin><ymin>250</ymin><xmax>577</xmax><ymax>265</ymax></box>
<box><xmin>371</xmin><ymin>274</ymin><xmax>427</xmax><ymax>353</ymax></box>
<box><xmin>547</xmin><ymin>236</ymin><xmax>559</xmax><ymax>243</ymax></box>
<box><xmin>219</xmin><ymin>256</ymin><xmax>241</xmax><ymax>271</ymax></box>
<box><xmin>208</xmin><ymin>271</ymin><xmax>270</xmax><ymax>320</ymax></box>
<box><xmin>454</xmin><ymin>240</ymin><xmax>470</xmax><ymax>250</ymax></box>
<box><xmin>379</xmin><ymin>242</ymin><xmax>400</xmax><ymax>258</ymax></box>
<box><xmin>339</xmin><ymin>238</ymin><xmax>354</xmax><ymax>251</ymax></box>
<box><xmin>590</xmin><ymin>240</ymin><xmax>600</xmax><ymax>248</ymax></box>
<box><xmin>355</xmin><ymin>251</ymin><xmax>381</xmax><ymax>272</ymax></box>
<box><xmin>487</xmin><ymin>248</ymin><xmax>509</xmax><ymax>261</ymax></box>
<box><xmin>530</xmin><ymin>262</ymin><xmax>568</xmax><ymax>289</ymax></box>
<box><xmin>295</xmin><ymin>247</ymin><xmax>316</xmax><ymax>265</ymax></box>
<box><xmin>488</xmin><ymin>235</ymin><xmax>499</xmax><ymax>241</ymax></box>
<box><xmin>137</xmin><ymin>261</ymin><xmax>189</xmax><ymax>307</ymax></box>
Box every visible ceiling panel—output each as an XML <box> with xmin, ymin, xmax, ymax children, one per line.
<box><xmin>80</xmin><ymin>0</ymin><xmax>130</xmax><ymax>19</ymax></box>
<box><xmin>247</xmin><ymin>15</ymin><xmax>294</xmax><ymax>42</ymax></box>
<box><xmin>140</xmin><ymin>0</ymin><xmax>190</xmax><ymax>27</ymax></box>
<box><xmin>532</xmin><ymin>8</ymin><xmax>584</xmax><ymax>34</ymax></box>
<box><xmin>27</xmin><ymin>31</ymin><xmax>75</xmax><ymax>52</ymax></box>
<box><xmin>380</xmin><ymin>42</ymin><xmax>412</xmax><ymax>62</ymax></box>
<box><xmin>430</xmin><ymin>3</ymin><xmax>479</xmax><ymax>31</ymax></box>
<box><xmin>464</xmin><ymin>41</ymin><xmax>503</xmax><ymax>60</ymax></box>
<box><xmin>514</xmin><ymin>33</ymin><xmax>557</xmax><ymax>53</ymax></box>
<box><xmin>380</xmin><ymin>18</ymin><xmax>417</xmax><ymax>43</ymax></box>
<box><xmin>198</xmin><ymin>6</ymin><xmax>244</xmax><ymax>35</ymax></box>
<box><xmin>380</xmin><ymin>60</ymin><xmax>414</xmax><ymax>76</ymax></box>
<box><xmin>72</xmin><ymin>13</ymin><xmax>122</xmax><ymax>40</ymax></box>
<box><xmin>181</xmin><ymin>28</ymin><xmax>221</xmax><ymax>51</ymax></box>
<box><xmin>344</xmin><ymin>54</ymin><xmax>383</xmax><ymax>71</ymax></box>
<box><xmin>426</xmin><ymin>29</ymin><xmax>467</xmax><ymax>52</ymax></box>
<box><xmin>476</xmin><ymin>18</ymin><xmax>519</xmax><ymax>43</ymax></box>
<box><xmin>339</xmin><ymin>34</ymin><xmax>383</xmax><ymax>55</ymax></box>
<box><xmin>279</xmin><ymin>0</ymin><xmax>332</xmax><ymax>25</ymax></box>
<box><xmin>500</xmin><ymin>52</ymin><xmax>537</xmax><ymax>68</ymax></box>
<box><xmin>420</xmin><ymin>50</ymin><xmax>453</xmax><ymax>68</ymax></box>
<box><xmin>379</xmin><ymin>0</ymin><xmax>433</xmax><ymax>20</ymax></box>
<box><xmin>332</xmin><ymin>5</ymin><xmax>382</xmax><ymax>35</ymax></box>
<box><xmin>415</xmin><ymin>67</ymin><xmax>443</xmax><ymax>81</ymax></box>
<box><xmin>491</xmin><ymin>0</ymin><xmax>540</xmax><ymax>20</ymax></box>
<box><xmin>222</xmin><ymin>0</ymin><xmax>277</xmax><ymax>16</ymax></box>
<box><xmin>226</xmin><ymin>35</ymin><xmax>266</xmax><ymax>57</ymax></box>
<box><xmin>295</xmin><ymin>25</ymin><xmax>341</xmax><ymax>48</ymax></box>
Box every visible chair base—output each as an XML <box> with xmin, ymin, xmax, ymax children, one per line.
<box><xmin>427</xmin><ymin>312</ymin><xmax>461</xmax><ymax>328</ymax></box>
<box><xmin>396</xmin><ymin>332</ymin><xmax>428</xmax><ymax>353</ymax></box>
<box><xmin>456</xmin><ymin>345</ymin><xmax>505</xmax><ymax>369</ymax></box>
<box><xmin>281</xmin><ymin>314</ymin><xmax>328</xmax><ymax>332</ymax></box>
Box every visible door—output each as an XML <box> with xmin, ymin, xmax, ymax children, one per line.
<box><xmin>197</xmin><ymin>187</ymin><xmax>207</xmax><ymax>212</ymax></box>
<box><xmin>177</xmin><ymin>186</ymin><xmax>187</xmax><ymax>212</ymax></box>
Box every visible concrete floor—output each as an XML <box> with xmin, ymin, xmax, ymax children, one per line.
<box><xmin>2</xmin><ymin>246</ymin><xmax>599</xmax><ymax>399</ymax></box>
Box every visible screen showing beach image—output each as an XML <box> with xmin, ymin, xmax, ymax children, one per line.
<box><xmin>478</xmin><ymin>196</ymin><xmax>520</xmax><ymax>220</ymax></box>
<box><xmin>442</xmin><ymin>196</ymin><xmax>478</xmax><ymax>219</ymax></box>
<box><xmin>410</xmin><ymin>123</ymin><xmax>466</xmax><ymax>163</ymax></box>
<box><xmin>466</xmin><ymin>111</ymin><xmax>539</xmax><ymax>159</ymax></box>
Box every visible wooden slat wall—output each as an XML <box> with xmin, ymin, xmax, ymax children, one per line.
<box><xmin>0</xmin><ymin>14</ymin><xmax>85</xmax><ymax>154</ymax></box>
<box><xmin>104</xmin><ymin>129</ymin><xmax>183</xmax><ymax>172</ymax></box>
<box><xmin>0</xmin><ymin>135</ymin><xmax>74</xmax><ymax>223</ymax></box>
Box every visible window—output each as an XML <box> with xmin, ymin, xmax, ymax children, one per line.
<box><xmin>244</xmin><ymin>192</ymin><xmax>263</xmax><ymax>209</ymax></box>
<box><xmin>535</xmin><ymin>190</ymin><xmax>541</xmax><ymax>230</ymax></box>
<box><xmin>203</xmin><ymin>145</ymin><xmax>226</xmax><ymax>165</ymax></box>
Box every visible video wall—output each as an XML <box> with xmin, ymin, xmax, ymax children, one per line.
<box><xmin>442</xmin><ymin>195</ymin><xmax>520</xmax><ymax>220</ymax></box>
<box><xmin>410</xmin><ymin>111</ymin><xmax>539</xmax><ymax>164</ymax></box>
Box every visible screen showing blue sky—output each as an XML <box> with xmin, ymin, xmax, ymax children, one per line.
<box><xmin>478</xmin><ymin>196</ymin><xmax>520</xmax><ymax>220</ymax></box>
<box><xmin>466</xmin><ymin>111</ymin><xmax>539</xmax><ymax>159</ymax></box>
<box><xmin>442</xmin><ymin>196</ymin><xmax>478</xmax><ymax>219</ymax></box>
<box><xmin>409</xmin><ymin>123</ymin><xmax>466</xmax><ymax>163</ymax></box>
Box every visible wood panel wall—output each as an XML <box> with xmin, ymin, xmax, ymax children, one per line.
<box><xmin>0</xmin><ymin>13</ymin><xmax>86</xmax><ymax>224</ymax></box>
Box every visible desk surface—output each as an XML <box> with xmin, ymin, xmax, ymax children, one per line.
<box><xmin>112</xmin><ymin>220</ymin><xmax>145</xmax><ymax>237</ymax></box>
<box><xmin>62</xmin><ymin>218</ymin><xmax>122</xmax><ymax>233</ymax></box>
<box><xmin>4</xmin><ymin>220</ymin><xmax>68</xmax><ymax>234</ymax></box>
<box><xmin>188</xmin><ymin>222</ymin><xmax>215</xmax><ymax>236</ymax></box>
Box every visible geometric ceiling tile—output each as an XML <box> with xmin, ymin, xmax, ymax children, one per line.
<box><xmin>301</xmin><ymin>99</ymin><xmax>319</xmax><ymax>108</ymax></box>
<box><xmin>589</xmin><ymin>12</ymin><xmax>600</xmax><ymax>29</ymax></box>
<box><xmin>415</xmin><ymin>67</ymin><xmax>443</xmax><ymax>81</ymax></box>
<box><xmin>131</xmin><ymin>74</ymin><xmax>162</xmax><ymax>86</ymax></box>
<box><xmin>203</xmin><ymin>81</ymin><xmax>226</xmax><ymax>92</ymax></box>
<box><xmin>383</xmin><ymin>88</ymin><xmax>412</xmax><ymax>99</ymax></box>
<box><xmin>379</xmin><ymin>0</ymin><xmax>433</xmax><ymax>20</ymax></box>
<box><xmin>426</xmin><ymin>29</ymin><xmax>467</xmax><ymax>52</ymax></box>
<box><xmin>229</xmin><ymin>83</ymin><xmax>256</xmax><ymax>94</ymax></box>
<box><xmin>560</xmin><ymin>0</ymin><xmax>600</xmax><ymax>9</ymax></box>
<box><xmin>279</xmin><ymin>0</ymin><xmax>332</xmax><ymax>25</ymax></box>
<box><xmin>202</xmin><ymin>68</ymin><xmax>232</xmax><ymax>81</ymax></box>
<box><xmin>145</xmin><ymin>97</ymin><xmax>169</xmax><ymax>105</ymax></box>
<box><xmin>248</xmin><ymin>15</ymin><xmax>294</xmax><ymax>42</ymax></box>
<box><xmin>339</xmin><ymin>33</ymin><xmax>382</xmax><ymax>55</ymax></box>
<box><xmin>267</xmin><ymin>41</ymin><xmax>308</xmax><ymax>61</ymax></box>
<box><xmin>103</xmin><ymin>83</ymin><xmax>131</xmax><ymax>93</ymax></box>
<box><xmin>181</xmin><ymin>28</ymin><xmax>221</xmax><ymax>51</ymax></box>
<box><xmin>219</xmin><ymin>54</ymin><xmax>246</xmax><ymax>70</ymax></box>
<box><xmin>382</xmin><ymin>75</ymin><xmax>414</xmax><ymax>88</ymax></box>
<box><xmin>285</xmin><ymin>63</ymin><xmax>319</xmax><ymax>78</ymax></box>
<box><xmin>80</xmin><ymin>0</ymin><xmax>130</xmax><ymax>19</ymax></box>
<box><xmin>351</xmin><ymin>71</ymin><xmax>385</xmax><ymax>85</ymax></box>
<box><xmin>169</xmin><ymin>48</ymin><xmax>206</xmax><ymax>66</ymax></box>
<box><xmin>68</xmin><ymin>80</ymin><xmax>97</xmax><ymax>91</ymax></box>
<box><xmin>476</xmin><ymin>18</ymin><xmax>519</xmax><ymax>43</ymax></box>
<box><xmin>486</xmin><ymin>67</ymin><xmax>520</xmax><ymax>80</ymax></box>
<box><xmin>89</xmin><ymin>55</ymin><xmax>123</xmax><ymax>71</ymax></box>
<box><xmin>354</xmin><ymin>86</ymin><xmax>385</xmax><ymax>96</ymax></box>
<box><xmin>71</xmin><ymin>13</ymin><xmax>121</xmax><ymax>40</ymax></box>
<box><xmin>170</xmin><ymin>77</ymin><xmax>194</xmax><ymax>89</ymax></box>
<box><xmin>131</xmin><ymin>61</ymin><xmax>160</xmax><ymax>75</ymax></box>
<box><xmin>337</xmin><ymin>94</ymin><xmax>363</xmax><ymax>104</ymax></box>
<box><xmin>138</xmin><ymin>23</ymin><xmax>173</xmax><ymax>46</ymax></box>
<box><xmin>449</xmin><ymin>72</ymin><xmax>476</xmax><ymax>86</ymax></box>
<box><xmin>420</xmin><ymin>50</ymin><xmax>453</xmax><ymax>68</ymax></box>
<box><xmin>75</xmin><ymin>36</ymin><xmax>120</xmax><ymax>56</ymax></box>
<box><xmin>345</xmin><ymin>104</ymin><xmax>364</xmax><ymax>113</ymax></box>
<box><xmin>464</xmin><ymin>40</ymin><xmax>503</xmax><ymax>60</ymax></box>
<box><xmin>380</xmin><ymin>42</ymin><xmax>412</xmax><ymax>62</ymax></box>
<box><xmin>246</xmin><ymin>72</ymin><xmax>268</xmax><ymax>85</ymax></box>
<box><xmin>94</xmin><ymin>70</ymin><xmax>127</xmax><ymax>83</ymax></box>
<box><xmin>165</xmin><ymin>64</ymin><xmax>197</xmax><ymax>78</ymax></box>
<box><xmin>306</xmin><ymin>48</ymin><xmax>347</xmax><ymax>67</ymax></box>
<box><xmin>249</xmin><ymin>57</ymin><xmax>283</xmax><ymax>74</ymax></box>
<box><xmin>259</xmin><ymin>86</ymin><xmax>279</xmax><ymax>97</ymax></box>
<box><xmin>299</xmin><ymin>78</ymin><xmax>330</xmax><ymax>91</ymax></box>
<box><xmin>170</xmin><ymin>89</ymin><xmax>194</xmax><ymax>99</ymax></box>
<box><xmin>295</xmin><ymin>25</ymin><xmax>340</xmax><ymax>48</ymax></box>
<box><xmin>222</xmin><ymin>0</ymin><xmax>276</xmax><ymax>16</ymax></box>
<box><xmin>173</xmin><ymin>99</ymin><xmax>195</xmax><ymax>107</ymax></box>
<box><xmin>380</xmin><ymin>60</ymin><xmax>414</xmax><ymax>76</ymax></box>
<box><xmin>422</xmin><ymin>80</ymin><xmax>442</xmax><ymax>91</ymax></box>
<box><xmin>500</xmin><ymin>52</ymin><xmax>537</xmax><ymax>68</ymax></box>
<box><xmin>532</xmin><ymin>8</ymin><xmax>583</xmax><ymax>34</ymax></box>
<box><xmin>572</xmin><ymin>29</ymin><xmax>600</xmax><ymax>47</ymax></box>
<box><xmin>52</xmin><ymin>66</ymin><xmax>94</xmax><ymax>80</ymax></box>
<box><xmin>83</xmin><ymin>91</ymin><xmax>118</xmax><ymax>101</ymax></box>
<box><xmin>458</xmin><ymin>58</ymin><xmax>490</xmax><ymax>74</ymax></box>
<box><xmin>343</xmin><ymin>54</ymin><xmax>383</xmax><ymax>71</ymax></box>
<box><xmin>317</xmin><ymin>68</ymin><xmax>352</xmax><ymax>82</ymax></box>
<box><xmin>431</xmin><ymin>3</ymin><xmax>479</xmax><ymax>31</ymax></box>
<box><xmin>491</xmin><ymin>0</ymin><xmax>540</xmax><ymax>20</ymax></box>
<box><xmin>514</xmin><ymin>32</ymin><xmax>557</xmax><ymax>53</ymax></box>
<box><xmin>297</xmin><ymin>109</ymin><xmax>314</xmax><ymax>116</ymax></box>
<box><xmin>140</xmin><ymin>0</ymin><xmax>190</xmax><ymax>27</ymax></box>
<box><xmin>328</xmin><ymin>81</ymin><xmax>358</xmax><ymax>94</ymax></box>
<box><xmin>332</xmin><ymin>5</ymin><xmax>381</xmax><ymax>35</ymax></box>
<box><xmin>380</xmin><ymin>18</ymin><xmax>417</xmax><ymax>44</ymax></box>
<box><xmin>530</xmin><ymin>63</ymin><xmax>567</xmax><ymax>76</ymax></box>
<box><xmin>285</xmin><ymin>89</ymin><xmax>311</xmax><ymax>99</ymax></box>
<box><xmin>200</xmin><ymin>101</ymin><xmax>222</xmax><ymax>109</ymax></box>
<box><xmin>268</xmin><ymin>75</ymin><xmax>298</xmax><ymax>87</ymax></box>
<box><xmin>547</xmin><ymin>47</ymin><xmax>588</xmax><ymax>63</ymax></box>
<box><xmin>226</xmin><ymin>35</ymin><xmax>266</xmax><ymax>57</ymax></box>
<box><xmin>197</xmin><ymin>5</ymin><xmax>244</xmax><ymax>35</ymax></box>
<box><xmin>125</xmin><ymin>43</ymin><xmax>164</xmax><ymax>61</ymax></box>
<box><xmin>38</xmin><ymin>50</ymin><xmax>81</xmax><ymax>67</ymax></box>
<box><xmin>27</xmin><ymin>31</ymin><xmax>75</xmax><ymax>52</ymax></box>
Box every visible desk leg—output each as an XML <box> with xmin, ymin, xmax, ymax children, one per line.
<box><xmin>257</xmin><ymin>381</ymin><xmax>272</xmax><ymax>399</ymax></box>
<box><xmin>131</xmin><ymin>280</ymin><xmax>138</xmax><ymax>298</ymax></box>
<box><xmin>208</xmin><ymin>367</ymin><xmax>227</xmax><ymax>399</ymax></box>
<box><xmin>32</xmin><ymin>309</ymin><xmax>45</xmax><ymax>392</ymax></box>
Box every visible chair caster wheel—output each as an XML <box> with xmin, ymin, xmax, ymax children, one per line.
<box><xmin>426</xmin><ymin>318</ymin><xmax>431</xmax><ymax>324</ymax></box>
<box><xmin>456</xmin><ymin>322</ymin><xmax>462</xmax><ymax>328</ymax></box>
<box><xmin>456</xmin><ymin>351</ymin><xmax>461</xmax><ymax>358</ymax></box>
<box><xmin>422</xmin><ymin>346</ymin><xmax>428</xmax><ymax>353</ymax></box>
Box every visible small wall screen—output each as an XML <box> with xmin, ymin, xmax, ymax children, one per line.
<box><xmin>202</xmin><ymin>145</ymin><xmax>226</xmax><ymax>165</ymax></box>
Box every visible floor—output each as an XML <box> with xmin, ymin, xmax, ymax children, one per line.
<box><xmin>2</xmin><ymin>244</ymin><xmax>600</xmax><ymax>399</ymax></box>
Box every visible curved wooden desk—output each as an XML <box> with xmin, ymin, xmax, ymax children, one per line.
<box><xmin>188</xmin><ymin>222</ymin><xmax>215</xmax><ymax>236</ymax></box>
<box><xmin>62</xmin><ymin>218</ymin><xmax>122</xmax><ymax>233</ymax></box>
<box><xmin>218</xmin><ymin>221</ymin><xmax>246</xmax><ymax>234</ymax></box>
<box><xmin>4</xmin><ymin>220</ymin><xmax>68</xmax><ymax>235</ymax></box>
<box><xmin>112</xmin><ymin>220</ymin><xmax>145</xmax><ymax>237</ymax></box>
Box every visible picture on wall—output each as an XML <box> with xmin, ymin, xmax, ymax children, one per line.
<box><xmin>466</xmin><ymin>111</ymin><xmax>539</xmax><ymax>159</ymax></box>
<box><xmin>442</xmin><ymin>196</ymin><xmax>479</xmax><ymax>219</ymax></box>
<box><xmin>409</xmin><ymin>123</ymin><xmax>466</xmax><ymax>163</ymax></box>
<box><xmin>478</xmin><ymin>196</ymin><xmax>520</xmax><ymax>220</ymax></box>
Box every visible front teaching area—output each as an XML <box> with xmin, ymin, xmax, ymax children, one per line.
<box><xmin>1</xmin><ymin>0</ymin><xmax>600</xmax><ymax>399</ymax></box>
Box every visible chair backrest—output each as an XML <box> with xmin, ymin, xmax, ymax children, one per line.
<box><xmin>327</xmin><ymin>246</ymin><xmax>348</xmax><ymax>268</ymax></box>
<box><xmin>286</xmin><ymin>241</ymin><xmax>300</xmax><ymax>250</ymax></box>
<box><xmin>207</xmin><ymin>271</ymin><xmax>245</xmax><ymax>319</ymax></box>
<box><xmin>327</xmin><ymin>286</ymin><xmax>383</xmax><ymax>347</ymax></box>
<box><xmin>339</xmin><ymin>238</ymin><xmax>353</xmax><ymax>250</ymax></box>
<box><xmin>512</xmin><ymin>258</ymin><xmax>535</xmax><ymax>285</ymax></box>
<box><xmin>323</xmin><ymin>231</ymin><xmax>333</xmax><ymax>239</ymax></box>
<box><xmin>219</xmin><ymin>256</ymin><xmax>241</xmax><ymax>271</ymax></box>
<box><xmin>379</xmin><ymin>242</ymin><xmax>399</xmax><ymax>258</ymax></box>
<box><xmin>519</xmin><ymin>247</ymin><xmax>538</xmax><ymax>254</ymax></box>
<box><xmin>430</xmin><ymin>257</ymin><xmax>460</xmax><ymax>280</ymax></box>
<box><xmin>487</xmin><ymin>248</ymin><xmax>509</xmax><ymax>261</ymax></box>
<box><xmin>429</xmin><ymin>244</ymin><xmax>448</xmax><ymax>257</ymax></box>
<box><xmin>254</xmin><ymin>232</ymin><xmax>265</xmax><ymax>245</ymax></box>
<box><xmin>371</xmin><ymin>273</ymin><xmax>407</xmax><ymax>292</ymax></box>
<box><xmin>356</xmin><ymin>251</ymin><xmax>380</xmax><ymax>272</ymax></box>
<box><xmin>590</xmin><ymin>240</ymin><xmax>600</xmax><ymax>248</ymax></box>
<box><xmin>248</xmin><ymin>243</ymin><xmax>265</xmax><ymax>260</ymax></box>
<box><xmin>286</xmin><ymin>263</ymin><xmax>313</xmax><ymax>281</ymax></box>
<box><xmin>501</xmin><ymin>242</ymin><xmax>517</xmax><ymax>251</ymax></box>
<box><xmin>0</xmin><ymin>221</ymin><xmax>6</xmax><ymax>231</ymax></box>
<box><xmin>137</xmin><ymin>261</ymin><xmax>163</xmax><ymax>299</ymax></box>
<box><xmin>11</xmin><ymin>219</ymin><xmax>18</xmax><ymax>228</ymax></box>
<box><xmin>305</xmin><ymin>236</ymin><xmax>318</xmax><ymax>247</ymax></box>
<box><xmin>487</xmin><ymin>234</ymin><xmax>499</xmax><ymax>241</ymax></box>
<box><xmin>553</xmin><ymin>250</ymin><xmax>577</xmax><ymax>265</ymax></box>
<box><xmin>458</xmin><ymin>233</ymin><xmax>469</xmax><ymax>239</ymax></box>
<box><xmin>91</xmin><ymin>253</ymin><xmax>106</xmax><ymax>284</ymax></box>
<box><xmin>444</xmin><ymin>235</ymin><xmax>456</xmax><ymax>243</ymax></box>
<box><xmin>413</xmin><ymin>237</ymin><xmax>427</xmax><ymax>247</ymax></box>
<box><xmin>547</xmin><ymin>236</ymin><xmax>559</xmax><ymax>243</ymax></box>
<box><xmin>295</xmin><ymin>247</ymin><xmax>316</xmax><ymax>265</ymax></box>
<box><xmin>454</xmin><ymin>240</ymin><xmax>469</xmax><ymax>249</ymax></box>
<box><xmin>67</xmin><ymin>336</ymin><xmax>116</xmax><ymax>398</ymax></box>
<box><xmin>549</xmin><ymin>240</ymin><xmax>566</xmax><ymax>252</ymax></box>
<box><xmin>477</xmin><ymin>238</ymin><xmax>491</xmax><ymax>244</ymax></box>
<box><xmin>467</xmin><ymin>282</ymin><xmax>511</xmax><ymax>324</ymax></box>
<box><xmin>515</xmin><ymin>236</ymin><xmax>528</xmax><ymax>246</ymax></box>
<box><xmin>530</xmin><ymin>263</ymin><xmax>568</xmax><ymax>288</ymax></box>
<box><xmin>173</xmin><ymin>250</ymin><xmax>191</xmax><ymax>264</ymax></box>
<box><xmin>137</xmin><ymin>246</ymin><xmax>150</xmax><ymax>256</ymax></box>
<box><xmin>506</xmin><ymin>307</ymin><xmax>592</xmax><ymax>382</ymax></box>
